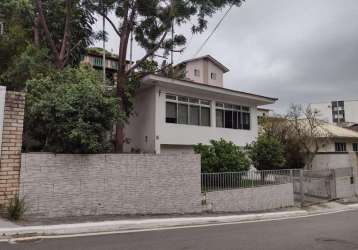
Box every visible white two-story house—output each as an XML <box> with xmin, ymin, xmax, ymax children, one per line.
<box><xmin>124</xmin><ymin>55</ymin><xmax>277</xmax><ymax>154</ymax></box>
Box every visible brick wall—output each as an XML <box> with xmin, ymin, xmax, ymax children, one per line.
<box><xmin>203</xmin><ymin>184</ymin><xmax>294</xmax><ymax>213</ymax></box>
<box><xmin>20</xmin><ymin>153</ymin><xmax>202</xmax><ymax>218</ymax></box>
<box><xmin>0</xmin><ymin>91</ymin><xmax>25</xmax><ymax>209</ymax></box>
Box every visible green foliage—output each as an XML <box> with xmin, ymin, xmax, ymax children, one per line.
<box><xmin>0</xmin><ymin>45</ymin><xmax>54</xmax><ymax>90</ymax></box>
<box><xmin>24</xmin><ymin>66</ymin><xmax>122</xmax><ymax>153</ymax></box>
<box><xmin>0</xmin><ymin>0</ymin><xmax>97</xmax><ymax>90</ymax></box>
<box><xmin>7</xmin><ymin>195</ymin><xmax>26</xmax><ymax>221</ymax></box>
<box><xmin>246</xmin><ymin>135</ymin><xmax>286</xmax><ymax>171</ymax></box>
<box><xmin>194</xmin><ymin>139</ymin><xmax>250</xmax><ymax>173</ymax></box>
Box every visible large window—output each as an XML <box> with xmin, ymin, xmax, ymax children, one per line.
<box><xmin>335</xmin><ymin>142</ymin><xmax>347</xmax><ymax>152</ymax></box>
<box><xmin>165</xmin><ymin>94</ymin><xmax>211</xmax><ymax>127</ymax></box>
<box><xmin>216</xmin><ymin>102</ymin><xmax>250</xmax><ymax>130</ymax></box>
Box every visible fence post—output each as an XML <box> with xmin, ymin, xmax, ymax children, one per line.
<box><xmin>290</xmin><ymin>169</ymin><xmax>293</xmax><ymax>183</ymax></box>
<box><xmin>299</xmin><ymin>169</ymin><xmax>304</xmax><ymax>207</ymax></box>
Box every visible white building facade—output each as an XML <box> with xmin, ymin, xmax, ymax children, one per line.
<box><xmin>124</xmin><ymin>56</ymin><xmax>277</xmax><ymax>154</ymax></box>
<box><xmin>311</xmin><ymin>100</ymin><xmax>358</xmax><ymax>125</ymax></box>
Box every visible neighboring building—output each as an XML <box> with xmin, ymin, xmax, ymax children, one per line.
<box><xmin>310</xmin><ymin>99</ymin><xmax>358</xmax><ymax>125</ymax></box>
<box><xmin>257</xmin><ymin>108</ymin><xmax>271</xmax><ymax>118</ymax></box>
<box><xmin>316</xmin><ymin>123</ymin><xmax>358</xmax><ymax>153</ymax></box>
<box><xmin>81</xmin><ymin>47</ymin><xmax>131</xmax><ymax>82</ymax></box>
<box><xmin>124</xmin><ymin>56</ymin><xmax>277</xmax><ymax>154</ymax></box>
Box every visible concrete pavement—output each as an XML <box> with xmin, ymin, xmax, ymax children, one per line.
<box><xmin>2</xmin><ymin>206</ymin><xmax>358</xmax><ymax>249</ymax></box>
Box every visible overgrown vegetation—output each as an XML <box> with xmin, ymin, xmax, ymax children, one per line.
<box><xmin>7</xmin><ymin>195</ymin><xmax>26</xmax><ymax>221</ymax></box>
<box><xmin>24</xmin><ymin>66</ymin><xmax>122</xmax><ymax>153</ymax></box>
<box><xmin>194</xmin><ymin>139</ymin><xmax>250</xmax><ymax>173</ymax></box>
<box><xmin>261</xmin><ymin>104</ymin><xmax>330</xmax><ymax>169</ymax></box>
<box><xmin>246</xmin><ymin>135</ymin><xmax>286</xmax><ymax>171</ymax></box>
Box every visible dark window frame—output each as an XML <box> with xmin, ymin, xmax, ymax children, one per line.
<box><xmin>165</xmin><ymin>94</ymin><xmax>211</xmax><ymax>127</ymax></box>
<box><xmin>216</xmin><ymin>102</ymin><xmax>250</xmax><ymax>130</ymax></box>
<box><xmin>335</xmin><ymin>142</ymin><xmax>347</xmax><ymax>152</ymax></box>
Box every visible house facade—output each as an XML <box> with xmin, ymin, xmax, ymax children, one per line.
<box><xmin>316</xmin><ymin>123</ymin><xmax>358</xmax><ymax>153</ymax></box>
<box><xmin>124</xmin><ymin>56</ymin><xmax>277</xmax><ymax>154</ymax></box>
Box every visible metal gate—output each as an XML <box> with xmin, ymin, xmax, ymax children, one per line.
<box><xmin>293</xmin><ymin>169</ymin><xmax>336</xmax><ymax>206</ymax></box>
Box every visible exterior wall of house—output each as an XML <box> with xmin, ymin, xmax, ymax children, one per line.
<box><xmin>203</xmin><ymin>183</ymin><xmax>294</xmax><ymax>213</ymax></box>
<box><xmin>318</xmin><ymin>139</ymin><xmax>358</xmax><ymax>153</ymax></box>
<box><xmin>155</xmin><ymin>86</ymin><xmax>259</xmax><ymax>154</ymax></box>
<box><xmin>185</xmin><ymin>59</ymin><xmax>224</xmax><ymax>87</ymax></box>
<box><xmin>207</xmin><ymin>61</ymin><xmax>224</xmax><ymax>87</ymax></box>
<box><xmin>20</xmin><ymin>153</ymin><xmax>202</xmax><ymax>218</ymax></box>
<box><xmin>124</xmin><ymin>87</ymin><xmax>156</xmax><ymax>153</ymax></box>
<box><xmin>185</xmin><ymin>59</ymin><xmax>205</xmax><ymax>84</ymax></box>
<box><xmin>312</xmin><ymin>152</ymin><xmax>357</xmax><ymax>170</ymax></box>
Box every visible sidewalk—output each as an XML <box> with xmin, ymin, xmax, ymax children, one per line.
<box><xmin>1</xmin><ymin>202</ymin><xmax>358</xmax><ymax>240</ymax></box>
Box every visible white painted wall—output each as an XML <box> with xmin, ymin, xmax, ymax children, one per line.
<box><xmin>155</xmin><ymin>86</ymin><xmax>258</xmax><ymax>153</ymax></box>
<box><xmin>185</xmin><ymin>59</ymin><xmax>224</xmax><ymax>87</ymax></box>
<box><xmin>207</xmin><ymin>62</ymin><xmax>224</xmax><ymax>87</ymax></box>
<box><xmin>124</xmin><ymin>87</ymin><xmax>156</xmax><ymax>153</ymax></box>
<box><xmin>0</xmin><ymin>86</ymin><xmax>6</xmax><ymax>157</ymax></box>
<box><xmin>185</xmin><ymin>59</ymin><xmax>204</xmax><ymax>84</ymax></box>
<box><xmin>344</xmin><ymin>100</ymin><xmax>358</xmax><ymax>123</ymax></box>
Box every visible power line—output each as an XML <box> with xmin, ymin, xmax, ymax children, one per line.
<box><xmin>193</xmin><ymin>4</ymin><xmax>234</xmax><ymax>58</ymax></box>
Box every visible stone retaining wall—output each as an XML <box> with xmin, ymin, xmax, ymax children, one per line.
<box><xmin>204</xmin><ymin>183</ymin><xmax>294</xmax><ymax>213</ymax></box>
<box><xmin>20</xmin><ymin>153</ymin><xmax>202</xmax><ymax>218</ymax></box>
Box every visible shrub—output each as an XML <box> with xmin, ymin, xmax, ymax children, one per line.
<box><xmin>7</xmin><ymin>195</ymin><xmax>26</xmax><ymax>221</ymax></box>
<box><xmin>24</xmin><ymin>66</ymin><xmax>123</xmax><ymax>153</ymax></box>
<box><xmin>194</xmin><ymin>139</ymin><xmax>250</xmax><ymax>173</ymax></box>
<box><xmin>246</xmin><ymin>135</ymin><xmax>286</xmax><ymax>170</ymax></box>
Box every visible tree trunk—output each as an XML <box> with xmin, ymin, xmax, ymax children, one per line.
<box><xmin>114</xmin><ymin>6</ymin><xmax>131</xmax><ymax>153</ymax></box>
<box><xmin>33</xmin><ymin>15</ymin><xmax>40</xmax><ymax>46</ymax></box>
<box><xmin>114</xmin><ymin>73</ymin><xmax>126</xmax><ymax>152</ymax></box>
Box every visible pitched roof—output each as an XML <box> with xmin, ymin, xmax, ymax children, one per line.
<box><xmin>178</xmin><ymin>55</ymin><xmax>230</xmax><ymax>73</ymax></box>
<box><xmin>141</xmin><ymin>74</ymin><xmax>277</xmax><ymax>106</ymax></box>
<box><xmin>320</xmin><ymin>123</ymin><xmax>358</xmax><ymax>138</ymax></box>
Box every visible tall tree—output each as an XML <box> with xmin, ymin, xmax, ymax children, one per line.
<box><xmin>0</xmin><ymin>0</ymin><xmax>98</xmax><ymax>89</ymax></box>
<box><xmin>35</xmin><ymin>0</ymin><xmax>97</xmax><ymax>69</ymax></box>
<box><xmin>88</xmin><ymin>0</ymin><xmax>244</xmax><ymax>152</ymax></box>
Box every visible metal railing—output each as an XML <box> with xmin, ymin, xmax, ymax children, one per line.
<box><xmin>201</xmin><ymin>169</ymin><xmax>295</xmax><ymax>192</ymax></box>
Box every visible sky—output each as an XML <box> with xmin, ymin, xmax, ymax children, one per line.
<box><xmin>93</xmin><ymin>0</ymin><xmax>358</xmax><ymax>114</ymax></box>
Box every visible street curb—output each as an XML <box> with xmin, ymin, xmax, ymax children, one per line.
<box><xmin>0</xmin><ymin>210</ymin><xmax>307</xmax><ymax>239</ymax></box>
<box><xmin>1</xmin><ymin>204</ymin><xmax>358</xmax><ymax>240</ymax></box>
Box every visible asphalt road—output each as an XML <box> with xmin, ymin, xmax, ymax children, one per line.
<box><xmin>2</xmin><ymin>209</ymin><xmax>358</xmax><ymax>250</ymax></box>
